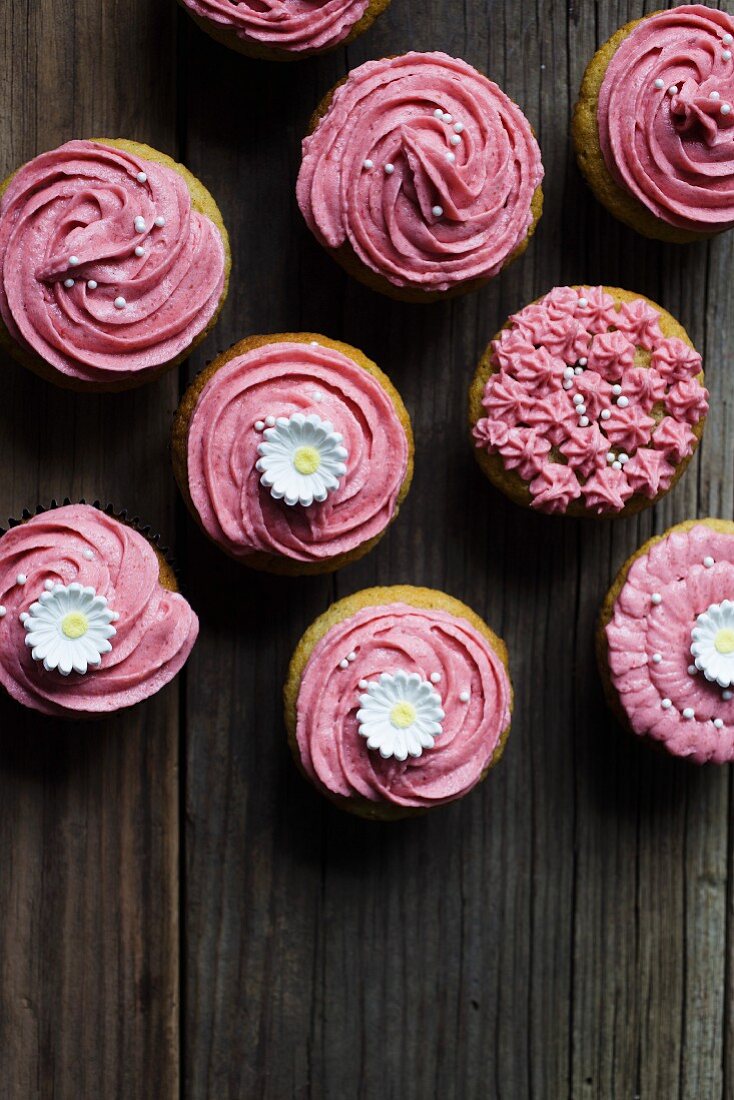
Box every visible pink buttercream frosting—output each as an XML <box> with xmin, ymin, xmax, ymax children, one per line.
<box><xmin>0</xmin><ymin>505</ymin><xmax>198</xmax><ymax>718</ymax></box>
<box><xmin>186</xmin><ymin>340</ymin><xmax>409</xmax><ymax>563</ymax></box>
<box><xmin>297</xmin><ymin>52</ymin><xmax>544</xmax><ymax>293</ymax></box>
<box><xmin>606</xmin><ymin>523</ymin><xmax>734</xmax><ymax>762</ymax></box>
<box><xmin>473</xmin><ymin>287</ymin><xmax>707</xmax><ymax>515</ymax></box>
<box><xmin>180</xmin><ymin>0</ymin><xmax>369</xmax><ymax>52</ymax></box>
<box><xmin>598</xmin><ymin>6</ymin><xmax>734</xmax><ymax>234</ymax></box>
<box><xmin>295</xmin><ymin>601</ymin><xmax>512</xmax><ymax>808</ymax></box>
<box><xmin>0</xmin><ymin>140</ymin><xmax>226</xmax><ymax>387</ymax></box>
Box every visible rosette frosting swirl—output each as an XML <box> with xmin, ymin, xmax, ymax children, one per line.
<box><xmin>606</xmin><ymin>524</ymin><xmax>734</xmax><ymax>763</ymax></box>
<box><xmin>0</xmin><ymin>140</ymin><xmax>226</xmax><ymax>386</ymax></box>
<box><xmin>181</xmin><ymin>0</ymin><xmax>370</xmax><ymax>52</ymax></box>
<box><xmin>598</xmin><ymin>5</ymin><xmax>734</xmax><ymax>233</ymax></box>
<box><xmin>186</xmin><ymin>340</ymin><xmax>410</xmax><ymax>563</ymax></box>
<box><xmin>296</xmin><ymin>601</ymin><xmax>512</xmax><ymax>808</ymax></box>
<box><xmin>297</xmin><ymin>52</ymin><xmax>544</xmax><ymax>293</ymax></box>
<box><xmin>0</xmin><ymin>505</ymin><xmax>198</xmax><ymax>717</ymax></box>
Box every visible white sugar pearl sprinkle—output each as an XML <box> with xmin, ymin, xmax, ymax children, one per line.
<box><xmin>432</xmin><ymin>206</ymin><xmax>444</xmax><ymax>217</ymax></box>
<box><xmin>607</xmin><ymin>452</ymin><xmax>615</xmax><ymax>463</ymax></box>
<box><xmin>724</xmin><ymin>33</ymin><xmax>733</xmax><ymax>44</ymax></box>
<box><xmin>573</xmin><ymin>394</ymin><xmax>584</xmax><ymax>405</ymax></box>
<box><xmin>443</xmin><ymin>113</ymin><xmax>453</xmax><ymax>123</ymax></box>
<box><xmin>347</xmin><ymin>652</ymin><xmax>357</xmax><ymax>662</ymax></box>
<box><xmin>652</xmin><ymin>653</ymin><xmax>662</xmax><ymax>664</ymax></box>
<box><xmin>83</xmin><ymin>549</ymin><xmax>94</xmax><ymax>560</ymax></box>
<box><xmin>563</xmin><ymin>380</ymin><xmax>573</xmax><ymax>390</ymax></box>
<box><xmin>384</xmin><ymin>163</ymin><xmax>395</xmax><ymax>175</ymax></box>
<box><xmin>683</xmin><ymin>708</ymin><xmax>695</xmax><ymax>720</ymax></box>
<box><xmin>577</xmin><ymin>404</ymin><xmax>587</xmax><ymax>416</ymax></box>
<box><xmin>265</xmin><ymin>416</ymin><xmax>276</xmax><ymax>427</ymax></box>
<box><xmin>87</xmin><ymin>280</ymin><xmax>97</xmax><ymax>290</ymax></box>
<box><xmin>704</xmin><ymin>556</ymin><xmax>715</xmax><ymax>568</ymax></box>
<box><xmin>363</xmin><ymin>159</ymin><xmax>373</xmax><ymax>169</ymax></box>
<box><xmin>715</xmin><ymin>718</ymin><xmax>725</xmax><ymax>729</ymax></box>
<box><xmin>578</xmin><ymin>357</ymin><xmax>588</xmax><ymax>367</ymax></box>
<box><xmin>430</xmin><ymin>673</ymin><xmax>441</xmax><ymax>683</ymax></box>
<box><xmin>661</xmin><ymin>698</ymin><xmax>672</xmax><ymax>709</ymax></box>
<box><xmin>618</xmin><ymin>453</ymin><xmax>629</xmax><ymax>465</ymax></box>
<box><xmin>667</xmin><ymin>85</ymin><xmax>678</xmax><ymax>96</ymax></box>
<box><xmin>612</xmin><ymin>460</ymin><xmax>622</xmax><ymax>470</ymax></box>
<box><xmin>612</xmin><ymin>384</ymin><xmax>622</xmax><ymax>396</ymax></box>
<box><xmin>68</xmin><ymin>255</ymin><xmax>80</xmax><ymax>266</ymax></box>
<box><xmin>254</xmin><ymin>420</ymin><xmax>265</xmax><ymax>431</ymax></box>
<box><xmin>134</xmin><ymin>246</ymin><xmax>145</xmax><ymax>257</ymax></box>
<box><xmin>63</xmin><ymin>278</ymin><xmax>75</xmax><ymax>288</ymax></box>
<box><xmin>339</xmin><ymin>659</ymin><xmax>349</xmax><ymax>669</ymax></box>
<box><xmin>450</xmin><ymin>134</ymin><xmax>462</xmax><ymax>146</ymax></box>
<box><xmin>134</xmin><ymin>216</ymin><xmax>146</xmax><ymax>233</ymax></box>
<box><xmin>711</xmin><ymin>90</ymin><xmax>721</xmax><ymax>100</ymax></box>
<box><xmin>446</xmin><ymin>152</ymin><xmax>456</xmax><ymax>164</ymax></box>
<box><xmin>578</xmin><ymin>416</ymin><xmax>590</xmax><ymax>428</ymax></box>
<box><xmin>617</xmin><ymin>395</ymin><xmax>629</xmax><ymax>408</ymax></box>
<box><xmin>459</xmin><ymin>691</ymin><xmax>470</xmax><ymax>703</ymax></box>
<box><xmin>722</xmin><ymin>103</ymin><xmax>732</xmax><ymax>115</ymax></box>
<box><xmin>434</xmin><ymin>108</ymin><xmax>443</xmax><ymax>119</ymax></box>
<box><xmin>574</xmin><ymin>366</ymin><xmax>583</xmax><ymax>375</ymax></box>
<box><xmin>453</xmin><ymin>122</ymin><xmax>464</xmax><ymax>133</ymax></box>
<box><xmin>16</xmin><ymin>574</ymin><xmax>26</xmax><ymax>586</ymax></box>
<box><xmin>688</xmin><ymin>665</ymin><xmax>698</xmax><ymax>676</ymax></box>
<box><xmin>136</xmin><ymin>171</ymin><xmax>147</xmax><ymax>183</ymax></box>
<box><xmin>154</xmin><ymin>216</ymin><xmax>166</xmax><ymax>228</ymax></box>
<box><xmin>19</xmin><ymin>612</ymin><xmax>28</xmax><ymax>624</ymax></box>
<box><xmin>0</xmin><ymin>607</ymin><xmax>5</xmax><ymax>618</ymax></box>
<box><xmin>724</xmin><ymin>50</ymin><xmax>732</xmax><ymax>61</ymax></box>
<box><xmin>114</xmin><ymin>296</ymin><xmax>126</xmax><ymax>309</ymax></box>
<box><xmin>601</xmin><ymin>409</ymin><xmax>612</xmax><ymax>421</ymax></box>
<box><xmin>564</xmin><ymin>367</ymin><xmax>575</xmax><ymax>380</ymax></box>
<box><xmin>724</xmin><ymin>690</ymin><xmax>733</xmax><ymax>701</ymax></box>
<box><xmin>44</xmin><ymin>579</ymin><xmax>54</xmax><ymax>591</ymax></box>
<box><xmin>578</xmin><ymin>297</ymin><xmax>588</xmax><ymax>308</ymax></box>
<box><xmin>359</xmin><ymin>679</ymin><xmax>368</xmax><ymax>689</ymax></box>
<box><xmin>654</xmin><ymin>78</ymin><xmax>665</xmax><ymax>90</ymax></box>
<box><xmin>651</xmin><ymin>592</ymin><xmax>662</xmax><ymax>605</ymax></box>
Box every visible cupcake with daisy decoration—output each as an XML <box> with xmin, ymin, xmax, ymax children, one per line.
<box><xmin>172</xmin><ymin>333</ymin><xmax>413</xmax><ymax>574</ymax></box>
<box><xmin>469</xmin><ymin>286</ymin><xmax>707</xmax><ymax>518</ymax></box>
<box><xmin>599</xmin><ymin>519</ymin><xmax>734</xmax><ymax>763</ymax></box>
<box><xmin>0</xmin><ymin>503</ymin><xmax>198</xmax><ymax>718</ymax></box>
<box><xmin>285</xmin><ymin>586</ymin><xmax>513</xmax><ymax>819</ymax></box>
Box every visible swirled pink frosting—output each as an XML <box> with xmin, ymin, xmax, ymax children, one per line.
<box><xmin>181</xmin><ymin>0</ymin><xmax>369</xmax><ymax>52</ymax></box>
<box><xmin>0</xmin><ymin>505</ymin><xmax>198</xmax><ymax>717</ymax></box>
<box><xmin>0</xmin><ymin>140</ymin><xmax>226</xmax><ymax>387</ymax></box>
<box><xmin>295</xmin><ymin>601</ymin><xmax>512</xmax><ymax>808</ymax></box>
<box><xmin>186</xmin><ymin>341</ymin><xmax>409</xmax><ymax>563</ymax></box>
<box><xmin>474</xmin><ymin>287</ymin><xmax>707</xmax><ymax>515</ymax></box>
<box><xmin>606</xmin><ymin>524</ymin><xmax>734</xmax><ymax>763</ymax></box>
<box><xmin>297</xmin><ymin>52</ymin><xmax>544</xmax><ymax>293</ymax></box>
<box><xmin>598</xmin><ymin>6</ymin><xmax>734</xmax><ymax>233</ymax></box>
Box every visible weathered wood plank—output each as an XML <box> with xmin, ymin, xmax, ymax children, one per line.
<box><xmin>0</xmin><ymin>1</ymin><xmax>181</xmax><ymax>1096</ymax></box>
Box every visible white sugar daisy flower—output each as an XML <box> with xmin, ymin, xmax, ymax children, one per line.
<box><xmin>691</xmin><ymin>599</ymin><xmax>734</xmax><ymax>687</ymax></box>
<box><xmin>255</xmin><ymin>412</ymin><xmax>348</xmax><ymax>507</ymax></box>
<box><xmin>23</xmin><ymin>582</ymin><xmax>117</xmax><ymax>676</ymax></box>
<box><xmin>356</xmin><ymin>670</ymin><xmax>445</xmax><ymax>761</ymax></box>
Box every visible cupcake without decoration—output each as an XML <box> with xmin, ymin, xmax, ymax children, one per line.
<box><xmin>297</xmin><ymin>52</ymin><xmax>544</xmax><ymax>303</ymax></box>
<box><xmin>598</xmin><ymin>519</ymin><xmax>734</xmax><ymax>764</ymax></box>
<box><xmin>172</xmin><ymin>334</ymin><xmax>413</xmax><ymax>574</ymax></box>
<box><xmin>284</xmin><ymin>586</ymin><xmax>513</xmax><ymax>819</ymax></box>
<box><xmin>178</xmin><ymin>0</ymin><xmax>390</xmax><ymax>60</ymax></box>
<box><xmin>0</xmin><ymin>503</ymin><xmax>198</xmax><ymax>718</ymax></box>
<box><xmin>0</xmin><ymin>139</ymin><xmax>230</xmax><ymax>391</ymax></box>
<box><xmin>574</xmin><ymin>5</ymin><xmax>734</xmax><ymax>242</ymax></box>
<box><xmin>469</xmin><ymin>286</ymin><xmax>707</xmax><ymax>518</ymax></box>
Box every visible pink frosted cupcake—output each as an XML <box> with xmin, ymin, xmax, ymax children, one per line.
<box><xmin>178</xmin><ymin>0</ymin><xmax>391</xmax><ymax>60</ymax></box>
<box><xmin>469</xmin><ymin>286</ymin><xmax>708</xmax><ymax>518</ymax></box>
<box><xmin>285</xmin><ymin>586</ymin><xmax>513</xmax><ymax>819</ymax></box>
<box><xmin>0</xmin><ymin>504</ymin><xmax>198</xmax><ymax>718</ymax></box>
<box><xmin>297</xmin><ymin>52</ymin><xmax>544</xmax><ymax>302</ymax></box>
<box><xmin>599</xmin><ymin>519</ymin><xmax>734</xmax><ymax>763</ymax></box>
<box><xmin>0</xmin><ymin>139</ymin><xmax>229</xmax><ymax>391</ymax></box>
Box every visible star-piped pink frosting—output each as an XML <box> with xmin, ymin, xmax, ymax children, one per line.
<box><xmin>606</xmin><ymin>523</ymin><xmax>734</xmax><ymax>763</ymax></box>
<box><xmin>0</xmin><ymin>141</ymin><xmax>226</xmax><ymax>388</ymax></box>
<box><xmin>295</xmin><ymin>601</ymin><xmax>512</xmax><ymax>808</ymax></box>
<box><xmin>297</xmin><ymin>52</ymin><xmax>544</xmax><ymax>293</ymax></box>
<box><xmin>473</xmin><ymin>287</ymin><xmax>707</xmax><ymax>515</ymax></box>
<box><xmin>180</xmin><ymin>0</ymin><xmax>370</xmax><ymax>52</ymax></box>
<box><xmin>0</xmin><ymin>505</ymin><xmax>198</xmax><ymax>717</ymax></box>
<box><xmin>597</xmin><ymin>6</ymin><xmax>734</xmax><ymax>234</ymax></box>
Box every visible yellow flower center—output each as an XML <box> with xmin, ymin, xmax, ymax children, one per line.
<box><xmin>61</xmin><ymin>611</ymin><xmax>88</xmax><ymax>639</ymax></box>
<box><xmin>293</xmin><ymin>446</ymin><xmax>321</xmax><ymax>476</ymax></box>
<box><xmin>389</xmin><ymin>701</ymin><xmax>416</xmax><ymax>729</ymax></box>
<box><xmin>715</xmin><ymin>628</ymin><xmax>734</xmax><ymax>655</ymax></box>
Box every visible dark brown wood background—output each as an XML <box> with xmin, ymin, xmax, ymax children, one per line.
<box><xmin>1</xmin><ymin>0</ymin><xmax>732</xmax><ymax>1096</ymax></box>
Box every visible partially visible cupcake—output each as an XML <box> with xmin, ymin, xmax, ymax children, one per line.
<box><xmin>297</xmin><ymin>52</ymin><xmax>544</xmax><ymax>302</ymax></box>
<box><xmin>285</xmin><ymin>586</ymin><xmax>513</xmax><ymax>819</ymax></box>
<box><xmin>0</xmin><ymin>139</ymin><xmax>230</xmax><ymax>391</ymax></box>
<box><xmin>178</xmin><ymin>0</ymin><xmax>390</xmax><ymax>60</ymax></box>
<box><xmin>469</xmin><ymin>286</ymin><xmax>708</xmax><ymax>518</ymax></box>
<box><xmin>574</xmin><ymin>6</ymin><xmax>734</xmax><ymax>242</ymax></box>
<box><xmin>599</xmin><ymin>519</ymin><xmax>734</xmax><ymax>764</ymax></box>
<box><xmin>0</xmin><ymin>504</ymin><xmax>198</xmax><ymax>718</ymax></box>
<box><xmin>172</xmin><ymin>334</ymin><xmax>413</xmax><ymax>574</ymax></box>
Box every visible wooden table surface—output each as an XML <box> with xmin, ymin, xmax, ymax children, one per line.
<box><xmin>1</xmin><ymin>0</ymin><xmax>732</xmax><ymax>1096</ymax></box>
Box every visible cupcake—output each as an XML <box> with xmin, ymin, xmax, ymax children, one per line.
<box><xmin>598</xmin><ymin>519</ymin><xmax>734</xmax><ymax>764</ymax></box>
<box><xmin>178</xmin><ymin>0</ymin><xmax>390</xmax><ymax>60</ymax></box>
<box><xmin>172</xmin><ymin>334</ymin><xmax>413</xmax><ymax>574</ymax></box>
<box><xmin>0</xmin><ymin>139</ymin><xmax>230</xmax><ymax>391</ymax></box>
<box><xmin>469</xmin><ymin>286</ymin><xmax>707</xmax><ymax>518</ymax></box>
<box><xmin>296</xmin><ymin>52</ymin><xmax>544</xmax><ymax>302</ymax></box>
<box><xmin>284</xmin><ymin>586</ymin><xmax>513</xmax><ymax>819</ymax></box>
<box><xmin>574</xmin><ymin>6</ymin><xmax>734</xmax><ymax>242</ymax></box>
<box><xmin>0</xmin><ymin>503</ymin><xmax>198</xmax><ymax>718</ymax></box>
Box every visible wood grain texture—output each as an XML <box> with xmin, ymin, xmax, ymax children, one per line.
<box><xmin>3</xmin><ymin>0</ymin><xmax>734</xmax><ymax>1097</ymax></box>
<box><xmin>0</xmin><ymin>1</ymin><xmax>181</xmax><ymax>1097</ymax></box>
